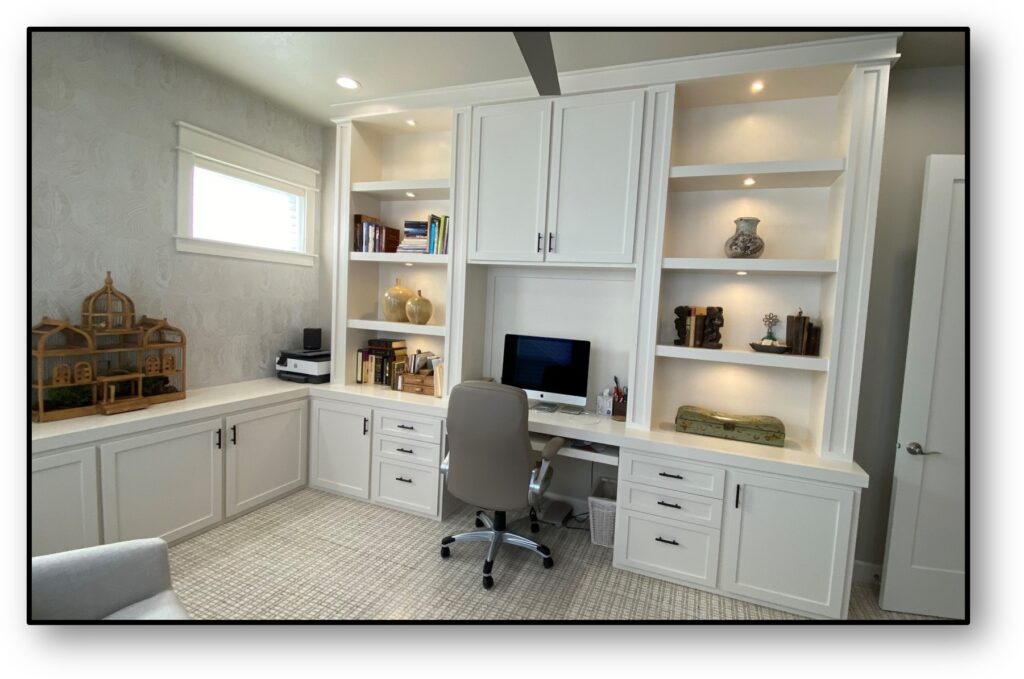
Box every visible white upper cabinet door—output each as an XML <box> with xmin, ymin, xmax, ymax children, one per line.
<box><xmin>100</xmin><ymin>419</ymin><xmax>224</xmax><ymax>544</ymax></box>
<box><xmin>546</xmin><ymin>89</ymin><xmax>645</xmax><ymax>264</ymax></box>
<box><xmin>225</xmin><ymin>400</ymin><xmax>308</xmax><ymax>517</ymax></box>
<box><xmin>309</xmin><ymin>399</ymin><xmax>372</xmax><ymax>499</ymax></box>
<box><xmin>719</xmin><ymin>470</ymin><xmax>855</xmax><ymax>619</ymax></box>
<box><xmin>467</xmin><ymin>99</ymin><xmax>551</xmax><ymax>262</ymax></box>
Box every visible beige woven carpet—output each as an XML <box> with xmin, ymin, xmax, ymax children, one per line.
<box><xmin>168</xmin><ymin>488</ymin><xmax>937</xmax><ymax>621</ymax></box>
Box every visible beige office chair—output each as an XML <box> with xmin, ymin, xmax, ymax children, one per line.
<box><xmin>440</xmin><ymin>381</ymin><xmax>565</xmax><ymax>590</ymax></box>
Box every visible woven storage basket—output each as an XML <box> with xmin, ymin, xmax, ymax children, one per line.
<box><xmin>588</xmin><ymin>478</ymin><xmax>618</xmax><ymax>547</ymax></box>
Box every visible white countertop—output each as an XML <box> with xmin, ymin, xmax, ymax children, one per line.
<box><xmin>31</xmin><ymin>377</ymin><xmax>868</xmax><ymax>487</ymax></box>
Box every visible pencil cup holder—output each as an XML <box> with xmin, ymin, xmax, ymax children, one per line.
<box><xmin>612</xmin><ymin>399</ymin><xmax>627</xmax><ymax>421</ymax></box>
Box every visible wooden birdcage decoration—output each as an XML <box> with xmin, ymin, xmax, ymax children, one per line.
<box><xmin>31</xmin><ymin>275</ymin><xmax>187</xmax><ymax>422</ymax></box>
<box><xmin>31</xmin><ymin>318</ymin><xmax>98</xmax><ymax>422</ymax></box>
<box><xmin>81</xmin><ymin>271</ymin><xmax>135</xmax><ymax>331</ymax></box>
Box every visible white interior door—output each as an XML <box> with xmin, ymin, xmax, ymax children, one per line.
<box><xmin>880</xmin><ymin>154</ymin><xmax>966</xmax><ymax>619</ymax></box>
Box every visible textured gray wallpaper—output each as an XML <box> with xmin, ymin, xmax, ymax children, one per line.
<box><xmin>31</xmin><ymin>32</ymin><xmax>327</xmax><ymax>389</ymax></box>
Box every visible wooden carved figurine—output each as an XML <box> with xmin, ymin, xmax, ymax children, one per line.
<box><xmin>52</xmin><ymin>364</ymin><xmax>71</xmax><ymax>385</ymax></box>
<box><xmin>73</xmin><ymin>362</ymin><xmax>93</xmax><ymax>383</ymax></box>
<box><xmin>673</xmin><ymin>306</ymin><xmax>691</xmax><ymax>346</ymax></box>
<box><xmin>145</xmin><ymin>355</ymin><xmax>161</xmax><ymax>376</ymax></box>
<box><xmin>702</xmin><ymin>307</ymin><xmax>724</xmax><ymax>349</ymax></box>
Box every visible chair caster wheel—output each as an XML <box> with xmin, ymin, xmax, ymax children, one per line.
<box><xmin>483</xmin><ymin>575</ymin><xmax>494</xmax><ymax>590</ymax></box>
<box><xmin>531</xmin><ymin>522</ymin><xmax>540</xmax><ymax>534</ymax></box>
<box><xmin>475</xmin><ymin>518</ymin><xmax>485</xmax><ymax>527</ymax></box>
<box><xmin>440</xmin><ymin>546</ymin><xmax>450</xmax><ymax>559</ymax></box>
<box><xmin>543</xmin><ymin>557</ymin><xmax>554</xmax><ymax>569</ymax></box>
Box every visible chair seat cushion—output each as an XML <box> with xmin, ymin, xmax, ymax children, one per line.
<box><xmin>103</xmin><ymin>590</ymin><xmax>190</xmax><ymax>620</ymax></box>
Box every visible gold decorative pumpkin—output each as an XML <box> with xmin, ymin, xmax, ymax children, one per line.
<box><xmin>382</xmin><ymin>279</ymin><xmax>414</xmax><ymax>322</ymax></box>
<box><xmin>405</xmin><ymin>290</ymin><xmax>433</xmax><ymax>325</ymax></box>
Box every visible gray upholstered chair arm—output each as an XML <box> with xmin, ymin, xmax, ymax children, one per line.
<box><xmin>32</xmin><ymin>538</ymin><xmax>173</xmax><ymax>620</ymax></box>
<box><xmin>540</xmin><ymin>436</ymin><xmax>565</xmax><ymax>460</ymax></box>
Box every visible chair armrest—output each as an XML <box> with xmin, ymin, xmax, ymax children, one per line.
<box><xmin>32</xmin><ymin>538</ymin><xmax>173</xmax><ymax>620</ymax></box>
<box><xmin>540</xmin><ymin>436</ymin><xmax>565</xmax><ymax>460</ymax></box>
<box><xmin>440</xmin><ymin>452</ymin><xmax>450</xmax><ymax>477</ymax></box>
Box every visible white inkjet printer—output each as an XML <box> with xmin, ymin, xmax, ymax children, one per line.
<box><xmin>275</xmin><ymin>348</ymin><xmax>331</xmax><ymax>384</ymax></box>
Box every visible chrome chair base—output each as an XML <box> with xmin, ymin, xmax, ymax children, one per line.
<box><xmin>440</xmin><ymin>510</ymin><xmax>553</xmax><ymax>589</ymax></box>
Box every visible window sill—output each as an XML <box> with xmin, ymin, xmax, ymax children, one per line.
<box><xmin>174</xmin><ymin>237</ymin><xmax>316</xmax><ymax>267</ymax></box>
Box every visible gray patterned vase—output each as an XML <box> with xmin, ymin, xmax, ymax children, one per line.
<box><xmin>724</xmin><ymin>217</ymin><xmax>765</xmax><ymax>259</ymax></box>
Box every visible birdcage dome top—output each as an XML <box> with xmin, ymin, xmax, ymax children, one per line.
<box><xmin>81</xmin><ymin>271</ymin><xmax>135</xmax><ymax>330</ymax></box>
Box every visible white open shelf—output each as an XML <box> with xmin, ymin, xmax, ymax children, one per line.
<box><xmin>349</xmin><ymin>252</ymin><xmax>450</xmax><ymax>265</ymax></box>
<box><xmin>668</xmin><ymin>159</ymin><xmax>845</xmax><ymax>192</ymax></box>
<box><xmin>347</xmin><ymin>319</ymin><xmax>447</xmax><ymax>336</ymax></box>
<box><xmin>350</xmin><ymin>178</ymin><xmax>450</xmax><ymax>201</ymax></box>
<box><xmin>662</xmin><ymin>258</ymin><xmax>838</xmax><ymax>275</ymax></box>
<box><xmin>655</xmin><ymin>344</ymin><xmax>829</xmax><ymax>372</ymax></box>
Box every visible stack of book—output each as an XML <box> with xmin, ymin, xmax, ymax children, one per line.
<box><xmin>673</xmin><ymin>306</ymin><xmax>717</xmax><ymax>348</ymax></box>
<box><xmin>397</xmin><ymin>214</ymin><xmax>450</xmax><ymax>254</ymax></box>
<box><xmin>353</xmin><ymin>214</ymin><xmax>400</xmax><ymax>253</ymax></box>
<box><xmin>785</xmin><ymin>313</ymin><xmax>822</xmax><ymax>357</ymax></box>
<box><xmin>355</xmin><ymin>339</ymin><xmax>408</xmax><ymax>388</ymax></box>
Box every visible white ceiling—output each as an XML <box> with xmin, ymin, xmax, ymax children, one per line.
<box><xmin>133</xmin><ymin>30</ymin><xmax>965</xmax><ymax>124</ymax></box>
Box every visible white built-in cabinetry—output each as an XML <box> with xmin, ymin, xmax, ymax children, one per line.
<box><xmin>31</xmin><ymin>446</ymin><xmax>100</xmax><ymax>557</ymax></box>
<box><xmin>467</xmin><ymin>90</ymin><xmax>644</xmax><ymax>265</ymax></box>
<box><xmin>225</xmin><ymin>401</ymin><xmax>308</xmax><ymax>517</ymax></box>
<box><xmin>99</xmin><ymin>418</ymin><xmax>224</xmax><ymax>544</ymax></box>
<box><xmin>32</xmin><ymin>389</ymin><xmax>309</xmax><ymax>555</ymax></box>
<box><xmin>309</xmin><ymin>399</ymin><xmax>372</xmax><ymax>498</ymax></box>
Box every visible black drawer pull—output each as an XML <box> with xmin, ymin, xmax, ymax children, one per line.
<box><xmin>655</xmin><ymin>537</ymin><xmax>679</xmax><ymax>546</ymax></box>
<box><xmin>657</xmin><ymin>500</ymin><xmax>682</xmax><ymax>509</ymax></box>
<box><xmin>396</xmin><ymin>447</ymin><xmax>414</xmax><ymax>454</ymax></box>
<box><xmin>230</xmin><ymin>425</ymin><xmax>237</xmax><ymax>445</ymax></box>
<box><xmin>395</xmin><ymin>476</ymin><xmax>413</xmax><ymax>483</ymax></box>
<box><xmin>363</xmin><ymin>417</ymin><xmax>368</xmax><ymax>435</ymax></box>
<box><xmin>537</xmin><ymin>233</ymin><xmax>542</xmax><ymax>252</ymax></box>
<box><xmin>215</xmin><ymin>428</ymin><xmax>222</xmax><ymax>449</ymax></box>
<box><xmin>658</xmin><ymin>472</ymin><xmax>684</xmax><ymax>480</ymax></box>
<box><xmin>397</xmin><ymin>424</ymin><xmax>415</xmax><ymax>430</ymax></box>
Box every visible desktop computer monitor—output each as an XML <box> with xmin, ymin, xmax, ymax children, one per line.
<box><xmin>501</xmin><ymin>334</ymin><xmax>590</xmax><ymax>408</ymax></box>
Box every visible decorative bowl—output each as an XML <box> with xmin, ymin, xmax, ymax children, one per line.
<box><xmin>749</xmin><ymin>342</ymin><xmax>791</xmax><ymax>354</ymax></box>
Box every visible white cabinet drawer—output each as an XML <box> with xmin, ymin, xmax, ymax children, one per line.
<box><xmin>615</xmin><ymin>509</ymin><xmax>720</xmax><ymax>588</ymax></box>
<box><xmin>619</xmin><ymin>481</ymin><xmax>722</xmax><ymax>529</ymax></box>
<box><xmin>372</xmin><ymin>458</ymin><xmax>440</xmax><ymax>517</ymax></box>
<box><xmin>374</xmin><ymin>409</ymin><xmax>443</xmax><ymax>444</ymax></box>
<box><xmin>375</xmin><ymin>435</ymin><xmax>440</xmax><ymax>467</ymax></box>
<box><xmin>620</xmin><ymin>449</ymin><xmax>725</xmax><ymax>499</ymax></box>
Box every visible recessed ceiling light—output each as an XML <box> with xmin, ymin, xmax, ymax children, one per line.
<box><xmin>405</xmin><ymin>262</ymin><xmax>414</xmax><ymax>267</ymax></box>
<box><xmin>743</xmin><ymin>177</ymin><xmax>756</xmax><ymax>187</ymax></box>
<box><xmin>405</xmin><ymin>192</ymin><xmax>416</xmax><ymax>198</ymax></box>
<box><xmin>406</xmin><ymin>119</ymin><xmax>417</xmax><ymax>127</ymax></box>
<box><xmin>736</xmin><ymin>271</ymin><xmax>748</xmax><ymax>276</ymax></box>
<box><xmin>335</xmin><ymin>76</ymin><xmax>361</xmax><ymax>90</ymax></box>
<box><xmin>750</xmin><ymin>80</ymin><xmax>765</xmax><ymax>93</ymax></box>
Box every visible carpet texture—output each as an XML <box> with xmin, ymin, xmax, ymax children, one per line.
<box><xmin>168</xmin><ymin>489</ymin><xmax>938</xmax><ymax>621</ymax></box>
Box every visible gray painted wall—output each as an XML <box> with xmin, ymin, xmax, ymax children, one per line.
<box><xmin>31</xmin><ymin>31</ymin><xmax>328</xmax><ymax>389</ymax></box>
<box><xmin>853</xmin><ymin>66</ymin><xmax>966</xmax><ymax>565</ymax></box>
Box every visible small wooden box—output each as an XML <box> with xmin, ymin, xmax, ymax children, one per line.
<box><xmin>674</xmin><ymin>405</ymin><xmax>785</xmax><ymax>447</ymax></box>
<box><xmin>402</xmin><ymin>373</ymin><xmax>434</xmax><ymax>396</ymax></box>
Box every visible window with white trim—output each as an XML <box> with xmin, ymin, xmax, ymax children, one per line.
<box><xmin>175</xmin><ymin>122</ymin><xmax>319</xmax><ymax>266</ymax></box>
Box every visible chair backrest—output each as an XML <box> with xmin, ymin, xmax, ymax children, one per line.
<box><xmin>446</xmin><ymin>381</ymin><xmax>533</xmax><ymax>511</ymax></box>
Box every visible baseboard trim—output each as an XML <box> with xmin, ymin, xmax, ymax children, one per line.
<box><xmin>853</xmin><ymin>559</ymin><xmax>882</xmax><ymax>584</ymax></box>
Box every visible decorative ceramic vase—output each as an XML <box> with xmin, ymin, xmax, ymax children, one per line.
<box><xmin>383</xmin><ymin>279</ymin><xmax>414</xmax><ymax>322</ymax></box>
<box><xmin>724</xmin><ymin>217</ymin><xmax>765</xmax><ymax>259</ymax></box>
<box><xmin>405</xmin><ymin>290</ymin><xmax>433</xmax><ymax>325</ymax></box>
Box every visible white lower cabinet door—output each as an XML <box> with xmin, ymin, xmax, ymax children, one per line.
<box><xmin>719</xmin><ymin>470</ymin><xmax>855</xmax><ymax>618</ymax></box>
<box><xmin>309</xmin><ymin>399</ymin><xmax>372</xmax><ymax>499</ymax></box>
<box><xmin>31</xmin><ymin>447</ymin><xmax>101</xmax><ymax>556</ymax></box>
<box><xmin>614</xmin><ymin>510</ymin><xmax>720</xmax><ymax>587</ymax></box>
<box><xmin>225</xmin><ymin>400</ymin><xmax>308</xmax><ymax>517</ymax></box>
<box><xmin>100</xmin><ymin>419</ymin><xmax>224</xmax><ymax>544</ymax></box>
<box><xmin>372</xmin><ymin>458</ymin><xmax>439</xmax><ymax>517</ymax></box>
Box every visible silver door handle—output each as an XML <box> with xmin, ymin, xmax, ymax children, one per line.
<box><xmin>906</xmin><ymin>442</ymin><xmax>940</xmax><ymax>456</ymax></box>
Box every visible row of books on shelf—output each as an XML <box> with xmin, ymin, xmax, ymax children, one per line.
<box><xmin>353</xmin><ymin>214</ymin><xmax>399</xmax><ymax>253</ymax></box>
<box><xmin>354</xmin><ymin>339</ymin><xmax>443</xmax><ymax>394</ymax></box>
<box><xmin>396</xmin><ymin>215</ymin><xmax>450</xmax><ymax>255</ymax></box>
